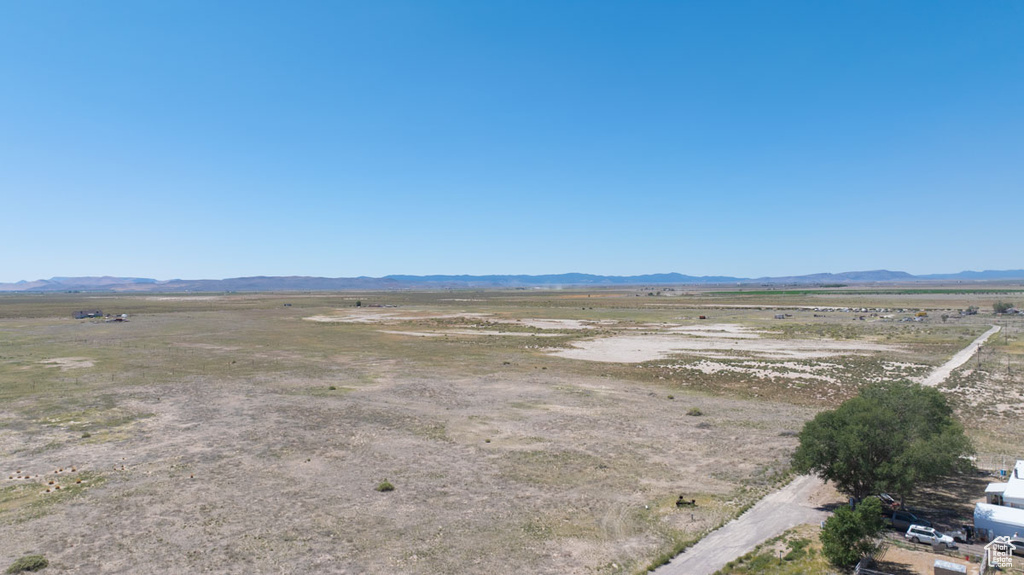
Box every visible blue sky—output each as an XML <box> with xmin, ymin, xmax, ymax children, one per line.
<box><xmin>1</xmin><ymin>1</ymin><xmax>1022</xmax><ymax>282</ymax></box>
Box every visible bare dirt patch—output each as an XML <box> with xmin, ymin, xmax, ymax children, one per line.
<box><xmin>551</xmin><ymin>332</ymin><xmax>897</xmax><ymax>363</ymax></box>
<box><xmin>377</xmin><ymin>329</ymin><xmax>447</xmax><ymax>337</ymax></box>
<box><xmin>877</xmin><ymin>543</ymin><xmax>979</xmax><ymax>575</ymax></box>
<box><xmin>173</xmin><ymin>343</ymin><xmax>242</xmax><ymax>352</ymax></box>
<box><xmin>669</xmin><ymin>359</ymin><xmax>841</xmax><ymax>383</ymax></box>
<box><xmin>664</xmin><ymin>324</ymin><xmax>764</xmax><ymax>338</ymax></box>
<box><xmin>489</xmin><ymin>318</ymin><xmax>608</xmax><ymax>330</ymax></box>
<box><xmin>307</xmin><ymin>310</ymin><xmax>611</xmax><ymax>332</ymax></box>
<box><xmin>0</xmin><ymin>373</ymin><xmax>807</xmax><ymax>574</ymax></box>
<box><xmin>379</xmin><ymin>329</ymin><xmax>568</xmax><ymax>338</ymax></box>
<box><xmin>145</xmin><ymin>296</ymin><xmax>224</xmax><ymax>301</ymax></box>
<box><xmin>304</xmin><ymin>310</ymin><xmax>491</xmax><ymax>324</ymax></box>
<box><xmin>37</xmin><ymin>357</ymin><xmax>94</xmax><ymax>370</ymax></box>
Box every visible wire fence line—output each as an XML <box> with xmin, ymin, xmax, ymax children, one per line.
<box><xmin>972</xmin><ymin>454</ymin><xmax>1022</xmax><ymax>476</ymax></box>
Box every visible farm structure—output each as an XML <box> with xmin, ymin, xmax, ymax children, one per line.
<box><xmin>976</xmin><ymin>460</ymin><xmax>1024</xmax><ymax>539</ymax></box>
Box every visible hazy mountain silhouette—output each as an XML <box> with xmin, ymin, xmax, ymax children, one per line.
<box><xmin>1</xmin><ymin>270</ymin><xmax>1022</xmax><ymax>292</ymax></box>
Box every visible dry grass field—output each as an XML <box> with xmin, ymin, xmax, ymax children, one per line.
<box><xmin>1</xmin><ymin>286</ymin><xmax>1022</xmax><ymax>573</ymax></box>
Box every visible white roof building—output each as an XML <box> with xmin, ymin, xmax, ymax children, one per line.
<box><xmin>1003</xmin><ymin>461</ymin><xmax>1024</xmax><ymax>507</ymax></box>
<box><xmin>986</xmin><ymin>460</ymin><xmax>1024</xmax><ymax>509</ymax></box>
<box><xmin>975</xmin><ymin>502</ymin><xmax>1024</xmax><ymax>539</ymax></box>
<box><xmin>977</xmin><ymin>460</ymin><xmax>1024</xmax><ymax>540</ymax></box>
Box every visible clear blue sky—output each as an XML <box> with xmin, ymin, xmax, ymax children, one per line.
<box><xmin>2</xmin><ymin>1</ymin><xmax>1022</xmax><ymax>282</ymax></box>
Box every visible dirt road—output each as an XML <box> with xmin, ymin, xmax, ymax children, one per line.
<box><xmin>653</xmin><ymin>326</ymin><xmax>999</xmax><ymax>575</ymax></box>
<box><xmin>654</xmin><ymin>475</ymin><xmax>829</xmax><ymax>575</ymax></box>
<box><xmin>919</xmin><ymin>324</ymin><xmax>1001</xmax><ymax>387</ymax></box>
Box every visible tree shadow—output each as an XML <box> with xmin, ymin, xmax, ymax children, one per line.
<box><xmin>913</xmin><ymin>469</ymin><xmax>992</xmax><ymax>526</ymax></box>
<box><xmin>872</xmin><ymin>559</ymin><xmax>920</xmax><ymax>575</ymax></box>
<box><xmin>818</xmin><ymin>501</ymin><xmax>846</xmax><ymax>513</ymax></box>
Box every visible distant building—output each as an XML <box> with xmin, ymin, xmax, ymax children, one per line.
<box><xmin>72</xmin><ymin>310</ymin><xmax>103</xmax><ymax>319</ymax></box>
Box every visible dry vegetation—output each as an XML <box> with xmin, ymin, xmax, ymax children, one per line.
<box><xmin>0</xmin><ymin>285</ymin><xmax>1021</xmax><ymax>573</ymax></box>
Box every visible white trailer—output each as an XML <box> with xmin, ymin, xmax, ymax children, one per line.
<box><xmin>974</xmin><ymin>502</ymin><xmax>1024</xmax><ymax>540</ymax></box>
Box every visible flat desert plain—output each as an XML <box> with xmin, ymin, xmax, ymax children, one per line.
<box><xmin>1</xmin><ymin>287</ymin><xmax>1021</xmax><ymax>573</ymax></box>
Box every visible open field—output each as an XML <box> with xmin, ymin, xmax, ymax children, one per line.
<box><xmin>1</xmin><ymin>285</ymin><xmax>1022</xmax><ymax>573</ymax></box>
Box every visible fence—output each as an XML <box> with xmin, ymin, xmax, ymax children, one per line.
<box><xmin>971</xmin><ymin>455</ymin><xmax>1023</xmax><ymax>477</ymax></box>
<box><xmin>854</xmin><ymin>557</ymin><xmax>894</xmax><ymax>575</ymax></box>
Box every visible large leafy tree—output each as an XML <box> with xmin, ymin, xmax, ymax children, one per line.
<box><xmin>820</xmin><ymin>496</ymin><xmax>886</xmax><ymax>566</ymax></box>
<box><xmin>994</xmin><ymin>301</ymin><xmax>1015</xmax><ymax>314</ymax></box>
<box><xmin>793</xmin><ymin>381</ymin><xmax>973</xmax><ymax>500</ymax></box>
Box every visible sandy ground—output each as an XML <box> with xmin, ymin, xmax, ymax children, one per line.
<box><xmin>664</xmin><ymin>324</ymin><xmax>764</xmax><ymax>338</ymax></box>
<box><xmin>671</xmin><ymin>360</ymin><xmax>841</xmax><ymax>383</ymax></box>
<box><xmin>306</xmin><ymin>310</ymin><xmax>609</xmax><ymax>331</ymax></box>
<box><xmin>304</xmin><ymin>311</ymin><xmax>492</xmax><ymax>324</ymax></box>
<box><xmin>551</xmin><ymin>332</ymin><xmax>896</xmax><ymax>363</ymax></box>
<box><xmin>37</xmin><ymin>358</ymin><xmax>95</xmax><ymax>370</ymax></box>
<box><xmin>877</xmin><ymin>544</ymin><xmax>979</xmax><ymax>575</ymax></box>
<box><xmin>145</xmin><ymin>296</ymin><xmax>224</xmax><ymax>301</ymax></box>
<box><xmin>378</xmin><ymin>329</ymin><xmax>568</xmax><ymax>338</ymax></box>
<box><xmin>173</xmin><ymin>343</ymin><xmax>243</xmax><ymax>351</ymax></box>
<box><xmin>0</xmin><ymin>363</ymin><xmax>811</xmax><ymax>574</ymax></box>
<box><xmin>489</xmin><ymin>318</ymin><xmax>605</xmax><ymax>330</ymax></box>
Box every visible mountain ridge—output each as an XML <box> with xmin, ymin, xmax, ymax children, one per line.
<box><xmin>1</xmin><ymin>270</ymin><xmax>1023</xmax><ymax>292</ymax></box>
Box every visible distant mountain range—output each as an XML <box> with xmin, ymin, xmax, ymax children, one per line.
<box><xmin>1</xmin><ymin>270</ymin><xmax>1023</xmax><ymax>292</ymax></box>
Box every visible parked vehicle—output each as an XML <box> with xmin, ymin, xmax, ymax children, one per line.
<box><xmin>947</xmin><ymin>524</ymin><xmax>975</xmax><ymax>543</ymax></box>
<box><xmin>1008</xmin><ymin>536</ymin><xmax>1024</xmax><ymax>556</ymax></box>
<box><xmin>905</xmin><ymin>524</ymin><xmax>957</xmax><ymax>549</ymax></box>
<box><xmin>891</xmin><ymin>510</ymin><xmax>931</xmax><ymax>530</ymax></box>
<box><xmin>878</xmin><ymin>493</ymin><xmax>900</xmax><ymax>511</ymax></box>
<box><xmin>864</xmin><ymin>493</ymin><xmax>902</xmax><ymax>515</ymax></box>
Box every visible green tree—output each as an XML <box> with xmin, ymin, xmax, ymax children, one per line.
<box><xmin>792</xmin><ymin>381</ymin><xmax>973</xmax><ymax>500</ymax></box>
<box><xmin>993</xmin><ymin>301</ymin><xmax>1015</xmax><ymax>314</ymax></box>
<box><xmin>820</xmin><ymin>496</ymin><xmax>885</xmax><ymax>566</ymax></box>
